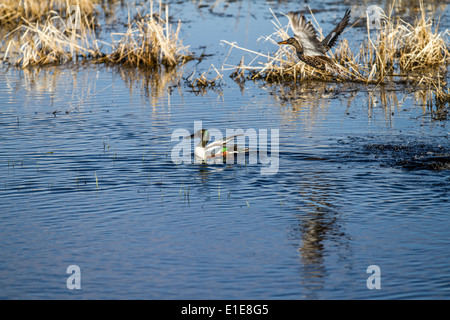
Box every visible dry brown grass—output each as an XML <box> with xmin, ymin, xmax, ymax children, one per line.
<box><xmin>1</xmin><ymin>0</ymin><xmax>191</xmax><ymax>70</ymax></box>
<box><xmin>351</xmin><ymin>2</ymin><xmax>450</xmax><ymax>83</ymax></box>
<box><xmin>0</xmin><ymin>0</ymin><xmax>98</xmax><ymax>27</ymax></box>
<box><xmin>101</xmin><ymin>3</ymin><xmax>191</xmax><ymax>70</ymax></box>
<box><xmin>3</xmin><ymin>11</ymin><xmax>102</xmax><ymax>68</ymax></box>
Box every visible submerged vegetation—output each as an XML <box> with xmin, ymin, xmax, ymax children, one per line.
<box><xmin>186</xmin><ymin>64</ymin><xmax>224</xmax><ymax>95</ymax></box>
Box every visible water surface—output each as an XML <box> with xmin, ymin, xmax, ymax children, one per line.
<box><xmin>0</xmin><ymin>0</ymin><xmax>449</xmax><ymax>299</ymax></box>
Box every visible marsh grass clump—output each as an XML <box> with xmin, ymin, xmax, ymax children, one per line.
<box><xmin>103</xmin><ymin>3</ymin><xmax>191</xmax><ymax>70</ymax></box>
<box><xmin>2</xmin><ymin>0</ymin><xmax>102</xmax><ymax>68</ymax></box>
<box><xmin>350</xmin><ymin>2</ymin><xmax>450</xmax><ymax>83</ymax></box>
<box><xmin>4</xmin><ymin>14</ymin><xmax>102</xmax><ymax>68</ymax></box>
<box><xmin>1</xmin><ymin>0</ymin><xmax>191</xmax><ymax>71</ymax></box>
<box><xmin>0</xmin><ymin>0</ymin><xmax>98</xmax><ymax>28</ymax></box>
<box><xmin>396</xmin><ymin>12</ymin><xmax>449</xmax><ymax>72</ymax></box>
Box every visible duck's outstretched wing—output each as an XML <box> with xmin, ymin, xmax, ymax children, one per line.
<box><xmin>287</xmin><ymin>11</ymin><xmax>324</xmax><ymax>56</ymax></box>
<box><xmin>321</xmin><ymin>9</ymin><xmax>351</xmax><ymax>52</ymax></box>
<box><xmin>205</xmin><ymin>134</ymin><xmax>244</xmax><ymax>151</ymax></box>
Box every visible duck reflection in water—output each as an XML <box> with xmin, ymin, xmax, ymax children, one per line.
<box><xmin>292</xmin><ymin>173</ymin><xmax>351</xmax><ymax>296</ymax></box>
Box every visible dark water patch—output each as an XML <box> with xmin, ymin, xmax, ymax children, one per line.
<box><xmin>282</xmin><ymin>151</ymin><xmax>328</xmax><ymax>162</ymax></box>
<box><xmin>334</xmin><ymin>135</ymin><xmax>450</xmax><ymax>171</ymax></box>
<box><xmin>363</xmin><ymin>140</ymin><xmax>450</xmax><ymax>171</ymax></box>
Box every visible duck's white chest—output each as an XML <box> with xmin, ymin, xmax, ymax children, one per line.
<box><xmin>194</xmin><ymin>146</ymin><xmax>207</xmax><ymax>160</ymax></box>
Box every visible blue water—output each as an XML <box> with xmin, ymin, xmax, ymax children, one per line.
<box><xmin>0</xmin><ymin>0</ymin><xmax>449</xmax><ymax>299</ymax></box>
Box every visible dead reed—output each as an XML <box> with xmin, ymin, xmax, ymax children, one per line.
<box><xmin>102</xmin><ymin>2</ymin><xmax>192</xmax><ymax>70</ymax></box>
<box><xmin>3</xmin><ymin>13</ymin><xmax>101</xmax><ymax>68</ymax></box>
<box><xmin>0</xmin><ymin>0</ymin><xmax>98</xmax><ymax>27</ymax></box>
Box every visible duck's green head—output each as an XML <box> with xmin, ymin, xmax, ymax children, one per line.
<box><xmin>185</xmin><ymin>129</ymin><xmax>210</xmax><ymax>145</ymax></box>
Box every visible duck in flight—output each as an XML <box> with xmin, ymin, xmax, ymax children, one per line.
<box><xmin>185</xmin><ymin>129</ymin><xmax>249</xmax><ymax>161</ymax></box>
<box><xmin>278</xmin><ymin>9</ymin><xmax>351</xmax><ymax>74</ymax></box>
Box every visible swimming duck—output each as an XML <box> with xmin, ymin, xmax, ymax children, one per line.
<box><xmin>278</xmin><ymin>9</ymin><xmax>351</xmax><ymax>74</ymax></box>
<box><xmin>185</xmin><ymin>129</ymin><xmax>249</xmax><ymax>161</ymax></box>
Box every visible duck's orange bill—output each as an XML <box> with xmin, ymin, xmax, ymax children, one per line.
<box><xmin>277</xmin><ymin>40</ymin><xmax>289</xmax><ymax>45</ymax></box>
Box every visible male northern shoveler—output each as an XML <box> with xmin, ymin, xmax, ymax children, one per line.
<box><xmin>185</xmin><ymin>129</ymin><xmax>249</xmax><ymax>161</ymax></box>
<box><xmin>278</xmin><ymin>9</ymin><xmax>351</xmax><ymax>74</ymax></box>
